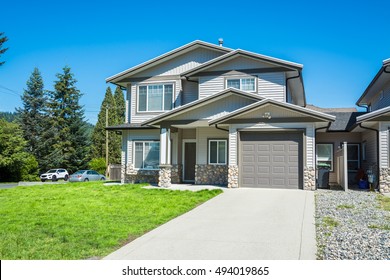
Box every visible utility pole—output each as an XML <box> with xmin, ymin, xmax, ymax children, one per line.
<box><xmin>106</xmin><ymin>107</ymin><xmax>109</xmax><ymax>178</ymax></box>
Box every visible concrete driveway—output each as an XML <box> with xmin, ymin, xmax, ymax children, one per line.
<box><xmin>104</xmin><ymin>188</ymin><xmax>316</xmax><ymax>260</ymax></box>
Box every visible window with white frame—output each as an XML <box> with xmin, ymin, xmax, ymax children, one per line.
<box><xmin>316</xmin><ymin>143</ymin><xmax>333</xmax><ymax>171</ymax></box>
<box><xmin>138</xmin><ymin>84</ymin><xmax>173</xmax><ymax>112</ymax></box>
<box><xmin>226</xmin><ymin>77</ymin><xmax>256</xmax><ymax>92</ymax></box>
<box><xmin>134</xmin><ymin>141</ymin><xmax>160</xmax><ymax>169</ymax></box>
<box><xmin>208</xmin><ymin>140</ymin><xmax>227</xmax><ymax>165</ymax></box>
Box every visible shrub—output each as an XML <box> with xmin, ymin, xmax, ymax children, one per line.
<box><xmin>88</xmin><ymin>158</ymin><xmax>106</xmax><ymax>174</ymax></box>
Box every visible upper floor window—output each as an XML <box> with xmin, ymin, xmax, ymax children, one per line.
<box><xmin>138</xmin><ymin>84</ymin><xmax>173</xmax><ymax>112</ymax></box>
<box><xmin>226</xmin><ymin>77</ymin><xmax>256</xmax><ymax>92</ymax></box>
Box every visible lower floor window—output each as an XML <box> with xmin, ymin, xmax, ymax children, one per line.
<box><xmin>209</xmin><ymin>140</ymin><xmax>227</xmax><ymax>165</ymax></box>
<box><xmin>316</xmin><ymin>143</ymin><xmax>333</xmax><ymax>171</ymax></box>
<box><xmin>134</xmin><ymin>141</ymin><xmax>160</xmax><ymax>169</ymax></box>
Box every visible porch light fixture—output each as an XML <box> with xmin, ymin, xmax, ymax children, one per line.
<box><xmin>262</xmin><ymin>112</ymin><xmax>272</xmax><ymax>119</ymax></box>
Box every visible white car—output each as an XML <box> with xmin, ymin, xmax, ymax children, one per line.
<box><xmin>40</xmin><ymin>169</ymin><xmax>69</xmax><ymax>182</ymax></box>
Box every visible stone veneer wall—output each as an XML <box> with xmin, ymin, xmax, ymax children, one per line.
<box><xmin>304</xmin><ymin>167</ymin><xmax>316</xmax><ymax>191</ymax></box>
<box><xmin>158</xmin><ymin>165</ymin><xmax>171</xmax><ymax>188</ymax></box>
<box><xmin>379</xmin><ymin>168</ymin><xmax>390</xmax><ymax>193</ymax></box>
<box><xmin>228</xmin><ymin>165</ymin><xmax>239</xmax><ymax>188</ymax></box>
<box><xmin>171</xmin><ymin>164</ymin><xmax>182</xmax><ymax>184</ymax></box>
<box><xmin>195</xmin><ymin>164</ymin><xmax>228</xmax><ymax>185</ymax></box>
<box><xmin>124</xmin><ymin>164</ymin><xmax>159</xmax><ymax>184</ymax></box>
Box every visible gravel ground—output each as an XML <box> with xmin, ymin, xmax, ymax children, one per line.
<box><xmin>315</xmin><ymin>189</ymin><xmax>390</xmax><ymax>260</ymax></box>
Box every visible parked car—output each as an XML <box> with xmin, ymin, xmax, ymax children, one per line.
<box><xmin>40</xmin><ymin>169</ymin><xmax>69</xmax><ymax>182</ymax></box>
<box><xmin>69</xmin><ymin>170</ymin><xmax>106</xmax><ymax>182</ymax></box>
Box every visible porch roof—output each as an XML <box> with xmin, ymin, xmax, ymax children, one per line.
<box><xmin>141</xmin><ymin>88</ymin><xmax>263</xmax><ymax>126</ymax></box>
<box><xmin>106</xmin><ymin>123</ymin><xmax>157</xmax><ymax>130</ymax></box>
<box><xmin>209</xmin><ymin>99</ymin><xmax>336</xmax><ymax>125</ymax></box>
<box><xmin>356</xmin><ymin>105</ymin><xmax>390</xmax><ymax>123</ymax></box>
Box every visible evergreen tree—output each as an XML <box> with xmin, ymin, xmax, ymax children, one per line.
<box><xmin>16</xmin><ymin>68</ymin><xmax>47</xmax><ymax>172</ymax></box>
<box><xmin>0</xmin><ymin>32</ymin><xmax>8</xmax><ymax>66</ymax></box>
<box><xmin>113</xmin><ymin>86</ymin><xmax>125</xmax><ymax>123</ymax></box>
<box><xmin>42</xmin><ymin>66</ymin><xmax>89</xmax><ymax>173</ymax></box>
<box><xmin>91</xmin><ymin>87</ymin><xmax>120</xmax><ymax>163</ymax></box>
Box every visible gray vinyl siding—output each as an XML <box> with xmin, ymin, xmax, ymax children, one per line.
<box><xmin>130</xmin><ymin>79</ymin><xmax>182</xmax><ymax>123</ymax></box>
<box><xmin>199</xmin><ymin>75</ymin><xmax>225</xmax><ymax>99</ymax></box>
<box><xmin>196</xmin><ymin>127</ymin><xmax>228</xmax><ymax>164</ymax></box>
<box><xmin>125</xmin><ymin>129</ymin><xmax>160</xmax><ymax>167</ymax></box>
<box><xmin>182</xmin><ymin>80</ymin><xmax>198</xmax><ymax>105</ymax></box>
<box><xmin>258</xmin><ymin>72</ymin><xmax>285</xmax><ymax>102</ymax></box>
<box><xmin>132</xmin><ymin>48</ymin><xmax>224</xmax><ymax>78</ymax></box>
<box><xmin>169</xmin><ymin>95</ymin><xmax>255</xmax><ymax>121</ymax></box>
<box><xmin>361</xmin><ymin>129</ymin><xmax>377</xmax><ymax>171</ymax></box>
<box><xmin>206</xmin><ymin>56</ymin><xmax>278</xmax><ymax>71</ymax></box>
<box><xmin>371</xmin><ymin>82</ymin><xmax>390</xmax><ymax>111</ymax></box>
<box><xmin>199</xmin><ymin>72</ymin><xmax>286</xmax><ymax>101</ymax></box>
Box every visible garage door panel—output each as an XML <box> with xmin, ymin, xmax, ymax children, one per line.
<box><xmin>257</xmin><ymin>178</ymin><xmax>271</xmax><ymax>185</ymax></box>
<box><xmin>258</xmin><ymin>166</ymin><xmax>270</xmax><ymax>174</ymax></box>
<box><xmin>240</xmin><ymin>132</ymin><xmax>302</xmax><ymax>189</ymax></box>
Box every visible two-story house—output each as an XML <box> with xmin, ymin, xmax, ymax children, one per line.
<box><xmin>106</xmin><ymin>40</ymin><xmax>336</xmax><ymax>190</ymax></box>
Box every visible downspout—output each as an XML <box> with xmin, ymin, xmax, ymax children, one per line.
<box><xmin>314</xmin><ymin>122</ymin><xmax>332</xmax><ymax>186</ymax></box>
<box><xmin>359</xmin><ymin>123</ymin><xmax>380</xmax><ymax>190</ymax></box>
<box><xmin>384</xmin><ymin>65</ymin><xmax>390</xmax><ymax>74</ymax></box>
<box><xmin>285</xmin><ymin>71</ymin><xmax>301</xmax><ymax>103</ymax></box>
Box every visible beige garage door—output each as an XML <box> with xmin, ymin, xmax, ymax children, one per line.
<box><xmin>240</xmin><ymin>132</ymin><xmax>303</xmax><ymax>189</ymax></box>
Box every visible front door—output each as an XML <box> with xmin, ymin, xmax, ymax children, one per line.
<box><xmin>184</xmin><ymin>142</ymin><xmax>196</xmax><ymax>182</ymax></box>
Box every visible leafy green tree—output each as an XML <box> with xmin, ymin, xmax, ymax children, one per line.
<box><xmin>88</xmin><ymin>157</ymin><xmax>106</xmax><ymax>174</ymax></box>
<box><xmin>91</xmin><ymin>87</ymin><xmax>120</xmax><ymax>163</ymax></box>
<box><xmin>0</xmin><ymin>111</ymin><xmax>19</xmax><ymax>122</ymax></box>
<box><xmin>41</xmin><ymin>66</ymin><xmax>89</xmax><ymax>173</ymax></box>
<box><xmin>17</xmin><ymin>68</ymin><xmax>47</xmax><ymax>172</ymax></box>
<box><xmin>0</xmin><ymin>32</ymin><xmax>8</xmax><ymax>66</ymax></box>
<box><xmin>0</xmin><ymin>120</ymin><xmax>39</xmax><ymax>182</ymax></box>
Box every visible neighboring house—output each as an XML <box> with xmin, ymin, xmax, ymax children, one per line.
<box><xmin>105</xmin><ymin>40</ymin><xmax>389</xmax><ymax>193</ymax></box>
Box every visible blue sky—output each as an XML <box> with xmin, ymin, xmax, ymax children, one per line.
<box><xmin>1</xmin><ymin>0</ymin><xmax>389</xmax><ymax>124</ymax></box>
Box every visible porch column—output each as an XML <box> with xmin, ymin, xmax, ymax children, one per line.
<box><xmin>159</xmin><ymin>127</ymin><xmax>172</xmax><ymax>187</ymax></box>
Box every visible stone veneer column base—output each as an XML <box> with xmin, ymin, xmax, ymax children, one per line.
<box><xmin>379</xmin><ymin>168</ymin><xmax>390</xmax><ymax>193</ymax></box>
<box><xmin>124</xmin><ymin>164</ymin><xmax>159</xmax><ymax>184</ymax></box>
<box><xmin>171</xmin><ymin>164</ymin><xmax>182</xmax><ymax>184</ymax></box>
<box><xmin>304</xmin><ymin>167</ymin><xmax>316</xmax><ymax>191</ymax></box>
<box><xmin>195</xmin><ymin>164</ymin><xmax>228</xmax><ymax>185</ymax></box>
<box><xmin>158</xmin><ymin>165</ymin><xmax>172</xmax><ymax>188</ymax></box>
<box><xmin>228</xmin><ymin>165</ymin><xmax>239</xmax><ymax>188</ymax></box>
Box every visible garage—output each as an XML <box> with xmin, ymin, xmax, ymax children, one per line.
<box><xmin>239</xmin><ymin>131</ymin><xmax>303</xmax><ymax>189</ymax></box>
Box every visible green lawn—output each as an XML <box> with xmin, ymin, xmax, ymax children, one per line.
<box><xmin>0</xmin><ymin>182</ymin><xmax>222</xmax><ymax>260</ymax></box>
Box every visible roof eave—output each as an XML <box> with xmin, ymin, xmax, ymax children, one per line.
<box><xmin>106</xmin><ymin>40</ymin><xmax>232</xmax><ymax>83</ymax></box>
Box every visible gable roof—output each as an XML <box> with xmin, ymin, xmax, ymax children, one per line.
<box><xmin>356</xmin><ymin>58</ymin><xmax>390</xmax><ymax>106</ymax></box>
<box><xmin>180</xmin><ymin>49</ymin><xmax>303</xmax><ymax>77</ymax></box>
<box><xmin>142</xmin><ymin>88</ymin><xmax>264</xmax><ymax>126</ymax></box>
<box><xmin>106</xmin><ymin>40</ymin><xmax>232</xmax><ymax>83</ymax></box>
<box><xmin>209</xmin><ymin>98</ymin><xmax>335</xmax><ymax>125</ymax></box>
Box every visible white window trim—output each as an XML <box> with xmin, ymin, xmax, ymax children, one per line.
<box><xmin>208</xmin><ymin>139</ymin><xmax>228</xmax><ymax>165</ymax></box>
<box><xmin>316</xmin><ymin>143</ymin><xmax>334</xmax><ymax>172</ymax></box>
<box><xmin>225</xmin><ymin>76</ymin><xmax>257</xmax><ymax>93</ymax></box>
<box><xmin>136</xmin><ymin>82</ymin><xmax>175</xmax><ymax>113</ymax></box>
<box><xmin>133</xmin><ymin>141</ymin><xmax>160</xmax><ymax>170</ymax></box>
